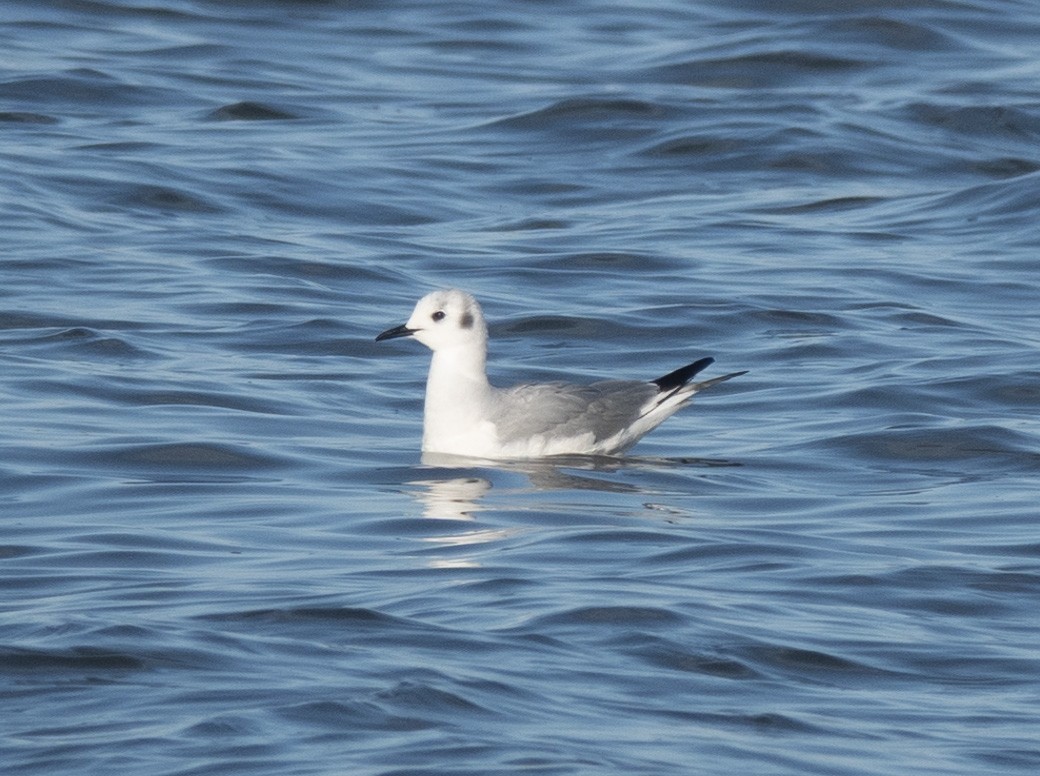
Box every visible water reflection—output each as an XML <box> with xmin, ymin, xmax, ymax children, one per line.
<box><xmin>407</xmin><ymin>473</ymin><xmax>492</xmax><ymax>520</ymax></box>
<box><xmin>404</xmin><ymin>473</ymin><xmax>507</xmax><ymax>566</ymax></box>
<box><xmin>402</xmin><ymin>454</ymin><xmax>740</xmax><ymax>564</ymax></box>
<box><xmin>408</xmin><ymin>452</ymin><xmax>742</xmax><ymax>519</ymax></box>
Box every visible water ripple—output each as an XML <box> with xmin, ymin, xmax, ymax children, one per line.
<box><xmin>3</xmin><ymin>1</ymin><xmax>1039</xmax><ymax>774</ymax></box>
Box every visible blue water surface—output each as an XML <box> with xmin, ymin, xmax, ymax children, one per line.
<box><xmin>2</xmin><ymin>1</ymin><xmax>1039</xmax><ymax>774</ymax></box>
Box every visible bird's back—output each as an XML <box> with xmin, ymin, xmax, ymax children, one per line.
<box><xmin>489</xmin><ymin>379</ymin><xmax>660</xmax><ymax>455</ymax></box>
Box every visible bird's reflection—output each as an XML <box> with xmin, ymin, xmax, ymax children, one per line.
<box><xmin>409</xmin><ymin>451</ymin><xmax>741</xmax><ymax>518</ymax></box>
<box><xmin>402</xmin><ymin>453</ymin><xmax>741</xmax><ymax>567</ymax></box>
<box><xmin>407</xmin><ymin>473</ymin><xmax>492</xmax><ymax>520</ymax></box>
<box><xmin>403</xmin><ymin>472</ymin><xmax>505</xmax><ymax>565</ymax></box>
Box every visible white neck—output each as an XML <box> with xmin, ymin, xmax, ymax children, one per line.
<box><xmin>421</xmin><ymin>344</ymin><xmax>494</xmax><ymax>454</ymax></box>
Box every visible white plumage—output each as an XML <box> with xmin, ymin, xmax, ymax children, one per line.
<box><xmin>376</xmin><ymin>289</ymin><xmax>745</xmax><ymax>459</ymax></box>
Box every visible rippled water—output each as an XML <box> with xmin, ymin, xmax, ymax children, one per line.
<box><xmin>3</xmin><ymin>1</ymin><xmax>1039</xmax><ymax>774</ymax></box>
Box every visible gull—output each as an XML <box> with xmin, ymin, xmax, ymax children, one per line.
<box><xmin>376</xmin><ymin>289</ymin><xmax>745</xmax><ymax>459</ymax></box>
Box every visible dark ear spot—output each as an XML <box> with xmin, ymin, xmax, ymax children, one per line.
<box><xmin>460</xmin><ymin>312</ymin><xmax>474</xmax><ymax>329</ymax></box>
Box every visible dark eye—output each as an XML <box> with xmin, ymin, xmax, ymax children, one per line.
<box><xmin>431</xmin><ymin>311</ymin><xmax>446</xmax><ymax>322</ymax></box>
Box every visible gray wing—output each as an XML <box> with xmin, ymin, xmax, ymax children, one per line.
<box><xmin>490</xmin><ymin>380</ymin><xmax>658</xmax><ymax>444</ymax></box>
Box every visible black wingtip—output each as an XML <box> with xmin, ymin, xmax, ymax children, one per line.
<box><xmin>652</xmin><ymin>356</ymin><xmax>715</xmax><ymax>393</ymax></box>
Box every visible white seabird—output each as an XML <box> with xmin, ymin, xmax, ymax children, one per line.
<box><xmin>376</xmin><ymin>289</ymin><xmax>745</xmax><ymax>459</ymax></box>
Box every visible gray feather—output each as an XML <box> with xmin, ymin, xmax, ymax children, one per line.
<box><xmin>491</xmin><ymin>380</ymin><xmax>657</xmax><ymax>444</ymax></box>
